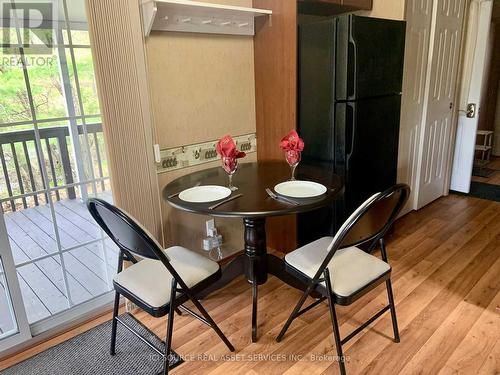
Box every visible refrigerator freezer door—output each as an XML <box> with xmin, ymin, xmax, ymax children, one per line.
<box><xmin>336</xmin><ymin>15</ymin><xmax>406</xmax><ymax>101</ymax></box>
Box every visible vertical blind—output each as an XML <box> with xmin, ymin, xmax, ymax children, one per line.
<box><xmin>85</xmin><ymin>0</ymin><xmax>163</xmax><ymax>241</ymax></box>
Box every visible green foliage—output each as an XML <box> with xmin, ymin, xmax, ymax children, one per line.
<box><xmin>0</xmin><ymin>29</ymin><xmax>105</xmax><ymax>212</ymax></box>
<box><xmin>0</xmin><ymin>47</ymin><xmax>100</xmax><ymax>125</ymax></box>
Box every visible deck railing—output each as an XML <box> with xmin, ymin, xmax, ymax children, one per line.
<box><xmin>0</xmin><ymin>124</ymin><xmax>107</xmax><ymax>212</ymax></box>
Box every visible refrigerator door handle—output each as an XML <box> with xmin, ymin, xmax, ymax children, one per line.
<box><xmin>348</xmin><ymin>31</ymin><xmax>357</xmax><ymax>100</ymax></box>
<box><xmin>346</xmin><ymin>102</ymin><xmax>356</xmax><ymax>159</ymax></box>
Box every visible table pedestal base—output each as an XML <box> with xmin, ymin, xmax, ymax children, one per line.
<box><xmin>197</xmin><ymin>218</ymin><xmax>318</xmax><ymax>342</ymax></box>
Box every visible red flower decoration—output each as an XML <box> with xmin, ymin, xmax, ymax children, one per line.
<box><xmin>280</xmin><ymin>130</ymin><xmax>304</xmax><ymax>152</ymax></box>
<box><xmin>216</xmin><ymin>135</ymin><xmax>246</xmax><ymax>159</ymax></box>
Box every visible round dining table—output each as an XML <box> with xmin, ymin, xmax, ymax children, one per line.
<box><xmin>164</xmin><ymin>161</ymin><xmax>343</xmax><ymax>342</ymax></box>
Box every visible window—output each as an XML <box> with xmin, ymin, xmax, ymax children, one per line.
<box><xmin>0</xmin><ymin>0</ymin><xmax>116</xmax><ymax>325</ymax></box>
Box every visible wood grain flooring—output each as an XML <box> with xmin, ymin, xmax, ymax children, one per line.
<box><xmin>1</xmin><ymin>194</ymin><xmax>499</xmax><ymax>374</ymax></box>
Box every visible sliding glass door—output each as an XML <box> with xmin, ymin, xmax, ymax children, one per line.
<box><xmin>0</xmin><ymin>0</ymin><xmax>117</xmax><ymax>350</ymax></box>
<box><xmin>0</xmin><ymin>218</ymin><xmax>30</xmax><ymax>352</ymax></box>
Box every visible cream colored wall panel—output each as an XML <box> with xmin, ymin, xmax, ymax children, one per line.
<box><xmin>145</xmin><ymin>0</ymin><xmax>257</xmax><ymax>254</ymax></box>
<box><xmin>146</xmin><ymin>32</ymin><xmax>256</xmax><ymax>148</ymax></box>
<box><xmin>146</xmin><ymin>0</ymin><xmax>256</xmax><ymax>149</ymax></box>
<box><xmin>355</xmin><ymin>0</ymin><xmax>407</xmax><ymax>20</ymax></box>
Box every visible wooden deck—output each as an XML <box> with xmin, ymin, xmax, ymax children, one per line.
<box><xmin>0</xmin><ymin>194</ymin><xmax>118</xmax><ymax>327</ymax></box>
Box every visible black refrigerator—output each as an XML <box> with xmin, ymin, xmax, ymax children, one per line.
<box><xmin>297</xmin><ymin>14</ymin><xmax>406</xmax><ymax>246</ymax></box>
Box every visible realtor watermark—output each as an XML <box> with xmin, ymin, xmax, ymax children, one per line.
<box><xmin>148</xmin><ymin>353</ymin><xmax>351</xmax><ymax>363</ymax></box>
<box><xmin>1</xmin><ymin>1</ymin><xmax>59</xmax><ymax>67</ymax></box>
<box><xmin>1</xmin><ymin>0</ymin><xmax>59</xmax><ymax>66</ymax></box>
<box><xmin>2</xmin><ymin>55</ymin><xmax>54</xmax><ymax>67</ymax></box>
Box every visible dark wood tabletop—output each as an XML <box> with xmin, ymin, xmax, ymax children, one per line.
<box><xmin>163</xmin><ymin>161</ymin><xmax>343</xmax><ymax>218</ymax></box>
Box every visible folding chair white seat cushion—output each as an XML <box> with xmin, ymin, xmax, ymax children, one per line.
<box><xmin>285</xmin><ymin>237</ymin><xmax>391</xmax><ymax>297</ymax></box>
<box><xmin>113</xmin><ymin>246</ymin><xmax>219</xmax><ymax>307</ymax></box>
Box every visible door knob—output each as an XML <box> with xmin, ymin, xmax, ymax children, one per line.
<box><xmin>466</xmin><ymin>103</ymin><xmax>476</xmax><ymax>118</ymax></box>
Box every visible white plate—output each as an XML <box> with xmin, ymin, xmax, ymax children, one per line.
<box><xmin>179</xmin><ymin>185</ymin><xmax>232</xmax><ymax>203</ymax></box>
<box><xmin>274</xmin><ymin>181</ymin><xmax>327</xmax><ymax>198</ymax></box>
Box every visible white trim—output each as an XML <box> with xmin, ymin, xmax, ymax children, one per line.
<box><xmin>450</xmin><ymin>0</ymin><xmax>493</xmax><ymax>192</ymax></box>
<box><xmin>0</xmin><ymin>115</ymin><xmax>101</xmax><ymax>129</ymax></box>
<box><xmin>14</xmin><ymin>238</ymin><xmax>111</xmax><ymax>268</ymax></box>
<box><xmin>0</xmin><ymin>215</ymin><xmax>32</xmax><ymax>353</ymax></box>
<box><xmin>0</xmin><ymin>292</ymin><xmax>116</xmax><ymax>359</ymax></box>
<box><xmin>0</xmin><ymin>177</ymin><xmax>111</xmax><ymax>204</ymax></box>
<box><xmin>141</xmin><ymin>0</ymin><xmax>272</xmax><ymax>37</ymax></box>
<box><xmin>29</xmin><ymin>292</ymin><xmax>115</xmax><ymax>336</ymax></box>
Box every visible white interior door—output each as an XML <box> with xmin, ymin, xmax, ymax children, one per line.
<box><xmin>450</xmin><ymin>0</ymin><xmax>493</xmax><ymax>193</ymax></box>
<box><xmin>398</xmin><ymin>0</ymin><xmax>434</xmax><ymax>214</ymax></box>
<box><xmin>416</xmin><ymin>0</ymin><xmax>466</xmax><ymax>208</ymax></box>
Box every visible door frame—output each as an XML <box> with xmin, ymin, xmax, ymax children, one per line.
<box><xmin>0</xmin><ymin>215</ymin><xmax>31</xmax><ymax>353</ymax></box>
<box><xmin>448</xmin><ymin>0</ymin><xmax>494</xmax><ymax>193</ymax></box>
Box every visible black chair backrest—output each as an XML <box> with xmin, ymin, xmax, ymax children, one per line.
<box><xmin>314</xmin><ymin>184</ymin><xmax>410</xmax><ymax>281</ymax></box>
<box><xmin>340</xmin><ymin>185</ymin><xmax>408</xmax><ymax>249</ymax></box>
<box><xmin>87</xmin><ymin>198</ymin><xmax>171</xmax><ymax>266</ymax></box>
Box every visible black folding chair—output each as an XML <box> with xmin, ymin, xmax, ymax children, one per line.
<box><xmin>276</xmin><ymin>184</ymin><xmax>410</xmax><ymax>375</ymax></box>
<box><xmin>87</xmin><ymin>198</ymin><xmax>234</xmax><ymax>375</ymax></box>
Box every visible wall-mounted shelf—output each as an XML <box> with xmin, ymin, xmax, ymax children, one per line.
<box><xmin>141</xmin><ymin>0</ymin><xmax>272</xmax><ymax>37</ymax></box>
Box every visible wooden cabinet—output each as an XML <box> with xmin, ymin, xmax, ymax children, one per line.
<box><xmin>340</xmin><ymin>0</ymin><xmax>372</xmax><ymax>8</ymax></box>
<box><xmin>299</xmin><ymin>0</ymin><xmax>372</xmax><ymax>6</ymax></box>
<box><xmin>298</xmin><ymin>0</ymin><xmax>372</xmax><ymax>15</ymax></box>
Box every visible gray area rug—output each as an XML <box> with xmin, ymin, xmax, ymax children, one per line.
<box><xmin>0</xmin><ymin>313</ymin><xmax>182</xmax><ymax>375</ymax></box>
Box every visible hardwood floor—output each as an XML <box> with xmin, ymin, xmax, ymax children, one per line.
<box><xmin>1</xmin><ymin>194</ymin><xmax>499</xmax><ymax>374</ymax></box>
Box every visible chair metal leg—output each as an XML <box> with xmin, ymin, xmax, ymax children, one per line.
<box><xmin>276</xmin><ymin>283</ymin><xmax>314</xmax><ymax>342</ymax></box>
<box><xmin>324</xmin><ymin>269</ymin><xmax>346</xmax><ymax>375</ymax></box>
<box><xmin>163</xmin><ymin>280</ymin><xmax>177</xmax><ymax>375</ymax></box>
<box><xmin>386</xmin><ymin>279</ymin><xmax>400</xmax><ymax>343</ymax></box>
<box><xmin>252</xmin><ymin>281</ymin><xmax>258</xmax><ymax>343</ymax></box>
<box><xmin>326</xmin><ymin>294</ymin><xmax>347</xmax><ymax>375</ymax></box>
<box><xmin>110</xmin><ymin>291</ymin><xmax>120</xmax><ymax>355</ymax></box>
<box><xmin>188</xmin><ymin>295</ymin><xmax>235</xmax><ymax>352</ymax></box>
